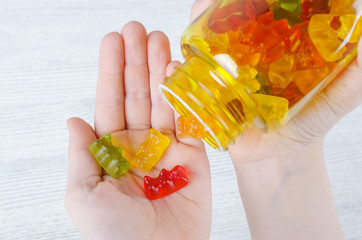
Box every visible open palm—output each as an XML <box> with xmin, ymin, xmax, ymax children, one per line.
<box><xmin>65</xmin><ymin>22</ymin><xmax>211</xmax><ymax>240</ymax></box>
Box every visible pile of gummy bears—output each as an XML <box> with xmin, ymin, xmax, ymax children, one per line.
<box><xmin>89</xmin><ymin>130</ymin><xmax>188</xmax><ymax>200</ymax></box>
<box><xmin>204</xmin><ymin>0</ymin><xmax>361</xmax><ymax>108</ymax></box>
<box><xmin>167</xmin><ymin>0</ymin><xmax>362</xmax><ymax>148</ymax></box>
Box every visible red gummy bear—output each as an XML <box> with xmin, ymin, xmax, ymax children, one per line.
<box><xmin>293</xmin><ymin>21</ymin><xmax>325</xmax><ymax>70</ymax></box>
<box><xmin>257</xmin><ymin>11</ymin><xmax>302</xmax><ymax>53</ymax></box>
<box><xmin>144</xmin><ymin>165</ymin><xmax>189</xmax><ymax>200</ymax></box>
<box><xmin>239</xmin><ymin>12</ymin><xmax>285</xmax><ymax>63</ymax></box>
<box><xmin>300</xmin><ymin>0</ymin><xmax>330</xmax><ymax>21</ymax></box>
<box><xmin>271</xmin><ymin>81</ymin><xmax>303</xmax><ymax>107</ymax></box>
<box><xmin>208</xmin><ymin>0</ymin><xmax>257</xmax><ymax>34</ymax></box>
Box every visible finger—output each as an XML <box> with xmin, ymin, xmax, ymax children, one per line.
<box><xmin>166</xmin><ymin>60</ymin><xmax>181</xmax><ymax>76</ymax></box>
<box><xmin>317</xmin><ymin>37</ymin><xmax>362</xmax><ymax>124</ymax></box>
<box><xmin>94</xmin><ymin>32</ymin><xmax>125</xmax><ymax>137</ymax></box>
<box><xmin>148</xmin><ymin>32</ymin><xmax>173</xmax><ymax>131</ymax></box>
<box><xmin>122</xmin><ymin>21</ymin><xmax>151</xmax><ymax>130</ymax></box>
<box><xmin>318</xmin><ymin>63</ymin><xmax>362</xmax><ymax>125</ymax></box>
<box><xmin>67</xmin><ymin>118</ymin><xmax>102</xmax><ymax>191</ymax></box>
<box><xmin>190</xmin><ymin>0</ymin><xmax>218</xmax><ymax>22</ymax></box>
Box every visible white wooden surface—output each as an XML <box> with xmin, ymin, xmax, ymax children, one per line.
<box><xmin>0</xmin><ymin>0</ymin><xmax>361</xmax><ymax>239</ymax></box>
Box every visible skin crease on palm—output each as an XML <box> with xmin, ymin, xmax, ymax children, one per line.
<box><xmin>66</xmin><ymin>1</ymin><xmax>362</xmax><ymax>240</ymax></box>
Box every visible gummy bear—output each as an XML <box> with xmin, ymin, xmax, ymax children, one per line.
<box><xmin>293</xmin><ymin>63</ymin><xmax>334</xmax><ymax>94</ymax></box>
<box><xmin>330</xmin><ymin>0</ymin><xmax>356</xmax><ymax>15</ymax></box>
<box><xmin>207</xmin><ymin>33</ymin><xmax>230</xmax><ymax>55</ymax></box>
<box><xmin>144</xmin><ymin>165</ymin><xmax>189</xmax><ymax>200</ymax></box>
<box><xmin>238</xmin><ymin>11</ymin><xmax>303</xmax><ymax>64</ymax></box>
<box><xmin>176</xmin><ymin>116</ymin><xmax>209</xmax><ymax>139</ymax></box>
<box><xmin>300</xmin><ymin>0</ymin><xmax>330</xmax><ymax>21</ymax></box>
<box><xmin>89</xmin><ymin>134</ymin><xmax>130</xmax><ymax>178</ymax></box>
<box><xmin>131</xmin><ymin>128</ymin><xmax>170</xmax><ymax>173</ymax></box>
<box><xmin>236</xmin><ymin>65</ymin><xmax>260</xmax><ymax>93</ymax></box>
<box><xmin>252</xmin><ymin>0</ymin><xmax>270</xmax><ymax>14</ymax></box>
<box><xmin>277</xmin><ymin>0</ymin><xmax>301</xmax><ymax>12</ymax></box>
<box><xmin>257</xmin><ymin>11</ymin><xmax>302</xmax><ymax>53</ymax></box>
<box><xmin>276</xmin><ymin>21</ymin><xmax>302</xmax><ymax>53</ymax></box>
<box><xmin>252</xmin><ymin>94</ymin><xmax>289</xmax><ymax>123</ymax></box>
<box><xmin>271</xmin><ymin>81</ymin><xmax>303</xmax><ymax>107</ymax></box>
<box><xmin>268</xmin><ymin>54</ymin><xmax>296</xmax><ymax>88</ymax></box>
<box><xmin>228</xmin><ymin>30</ymin><xmax>261</xmax><ymax>67</ymax></box>
<box><xmin>293</xmin><ymin>21</ymin><xmax>326</xmax><ymax>69</ymax></box>
<box><xmin>308</xmin><ymin>14</ymin><xmax>346</xmax><ymax>62</ymax></box>
<box><xmin>208</xmin><ymin>0</ymin><xmax>257</xmax><ymax>34</ymax></box>
<box><xmin>255</xmin><ymin>73</ymin><xmax>273</xmax><ymax>95</ymax></box>
<box><xmin>239</xmin><ymin>16</ymin><xmax>285</xmax><ymax>63</ymax></box>
<box><xmin>270</xmin><ymin>0</ymin><xmax>302</xmax><ymax>25</ymax></box>
<box><xmin>187</xmin><ymin>35</ymin><xmax>211</xmax><ymax>56</ymax></box>
<box><xmin>336</xmin><ymin>15</ymin><xmax>362</xmax><ymax>43</ymax></box>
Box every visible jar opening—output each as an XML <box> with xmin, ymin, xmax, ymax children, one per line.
<box><xmin>159</xmin><ymin>55</ymin><xmax>255</xmax><ymax>151</ymax></box>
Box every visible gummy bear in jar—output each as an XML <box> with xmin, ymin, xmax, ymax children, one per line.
<box><xmin>160</xmin><ymin>0</ymin><xmax>362</xmax><ymax>151</ymax></box>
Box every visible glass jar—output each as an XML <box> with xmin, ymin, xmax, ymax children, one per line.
<box><xmin>160</xmin><ymin>0</ymin><xmax>362</xmax><ymax>150</ymax></box>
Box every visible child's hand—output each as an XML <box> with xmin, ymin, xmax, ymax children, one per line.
<box><xmin>65</xmin><ymin>22</ymin><xmax>211</xmax><ymax>240</ymax></box>
<box><xmin>191</xmin><ymin>1</ymin><xmax>361</xmax><ymax>239</ymax></box>
<box><xmin>227</xmin><ymin>37</ymin><xmax>361</xmax><ymax>240</ymax></box>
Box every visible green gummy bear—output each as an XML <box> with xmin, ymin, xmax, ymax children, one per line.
<box><xmin>278</xmin><ymin>0</ymin><xmax>301</xmax><ymax>12</ymax></box>
<box><xmin>271</xmin><ymin>1</ymin><xmax>302</xmax><ymax>26</ymax></box>
<box><xmin>89</xmin><ymin>133</ymin><xmax>130</xmax><ymax>178</ymax></box>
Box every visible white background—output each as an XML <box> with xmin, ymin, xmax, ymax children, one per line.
<box><xmin>0</xmin><ymin>0</ymin><xmax>361</xmax><ymax>239</ymax></box>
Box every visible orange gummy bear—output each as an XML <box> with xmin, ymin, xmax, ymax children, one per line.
<box><xmin>176</xmin><ymin>116</ymin><xmax>209</xmax><ymax>139</ymax></box>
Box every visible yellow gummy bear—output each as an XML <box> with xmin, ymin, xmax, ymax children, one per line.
<box><xmin>293</xmin><ymin>64</ymin><xmax>333</xmax><ymax>94</ymax></box>
<box><xmin>268</xmin><ymin>54</ymin><xmax>296</xmax><ymax>89</ymax></box>
<box><xmin>309</xmin><ymin>14</ymin><xmax>346</xmax><ymax>62</ymax></box>
<box><xmin>208</xmin><ymin>32</ymin><xmax>230</xmax><ymax>55</ymax></box>
<box><xmin>188</xmin><ymin>35</ymin><xmax>211</xmax><ymax>55</ymax></box>
<box><xmin>236</xmin><ymin>65</ymin><xmax>260</xmax><ymax>93</ymax></box>
<box><xmin>131</xmin><ymin>128</ymin><xmax>170</xmax><ymax>172</ymax></box>
<box><xmin>252</xmin><ymin>94</ymin><xmax>289</xmax><ymax>124</ymax></box>
<box><xmin>228</xmin><ymin>30</ymin><xmax>261</xmax><ymax>67</ymax></box>
<box><xmin>337</xmin><ymin>15</ymin><xmax>362</xmax><ymax>43</ymax></box>
<box><xmin>330</xmin><ymin>0</ymin><xmax>356</xmax><ymax>15</ymax></box>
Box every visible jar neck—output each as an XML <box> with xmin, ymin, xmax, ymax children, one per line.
<box><xmin>160</xmin><ymin>54</ymin><xmax>259</xmax><ymax>150</ymax></box>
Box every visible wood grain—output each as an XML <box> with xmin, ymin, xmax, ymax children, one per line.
<box><xmin>0</xmin><ymin>0</ymin><xmax>361</xmax><ymax>239</ymax></box>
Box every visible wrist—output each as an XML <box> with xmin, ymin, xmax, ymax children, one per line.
<box><xmin>230</xmin><ymin>137</ymin><xmax>344</xmax><ymax>239</ymax></box>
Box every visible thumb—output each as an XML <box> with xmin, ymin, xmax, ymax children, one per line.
<box><xmin>190</xmin><ymin>0</ymin><xmax>218</xmax><ymax>22</ymax></box>
<box><xmin>67</xmin><ymin>117</ymin><xmax>101</xmax><ymax>192</ymax></box>
<box><xmin>288</xmin><ymin>37</ymin><xmax>362</xmax><ymax>138</ymax></box>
